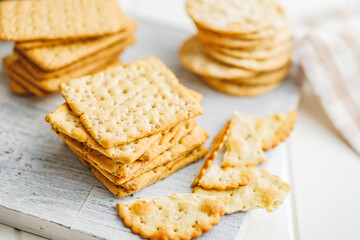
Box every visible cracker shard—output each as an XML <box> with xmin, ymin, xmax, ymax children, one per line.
<box><xmin>221</xmin><ymin>112</ymin><xmax>265</xmax><ymax>168</ymax></box>
<box><xmin>60</xmin><ymin>56</ymin><xmax>204</xmax><ymax>148</ymax></box>
<box><xmin>191</xmin><ymin>119</ymin><xmax>233</xmax><ymax>187</ymax></box>
<box><xmin>116</xmin><ymin>193</ymin><xmax>227</xmax><ymax>240</ymax></box>
<box><xmin>194</xmin><ymin>167</ymin><xmax>290</xmax><ymax>213</ymax></box>
<box><xmin>198</xmin><ymin>165</ymin><xmax>250</xmax><ymax>190</ymax></box>
<box><xmin>251</xmin><ymin>110</ymin><xmax>297</xmax><ymax>150</ymax></box>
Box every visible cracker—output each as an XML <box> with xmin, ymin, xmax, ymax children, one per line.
<box><xmin>90</xmin><ymin>146</ymin><xmax>208</xmax><ymax>198</ymax></box>
<box><xmin>191</xmin><ymin>119</ymin><xmax>233</xmax><ymax>188</ymax></box>
<box><xmin>202</xmin><ymin>77</ymin><xmax>282</xmax><ymax>97</ymax></box>
<box><xmin>16</xmin><ymin>36</ymin><xmax>136</xmax><ymax>80</ymax></box>
<box><xmin>8</xmin><ymin>79</ymin><xmax>28</xmax><ymax>95</ymax></box>
<box><xmin>60</xmin><ymin>56</ymin><xmax>204</xmax><ymax>147</ymax></box>
<box><xmin>116</xmin><ymin>193</ymin><xmax>226</xmax><ymax>240</ymax></box>
<box><xmin>46</xmin><ymin>84</ymin><xmax>202</xmax><ymax>162</ymax></box>
<box><xmin>202</xmin><ymin>41</ymin><xmax>292</xmax><ymax>60</ymax></box>
<box><xmin>139</xmin><ymin>119</ymin><xmax>197</xmax><ymax>161</ymax></box>
<box><xmin>16</xmin><ymin>39</ymin><xmax>77</xmax><ymax>50</ymax></box>
<box><xmin>3</xmin><ymin>55</ymin><xmax>48</xmax><ymax>97</ymax></box>
<box><xmin>194</xmin><ymin>166</ymin><xmax>290</xmax><ymax>213</ymax></box>
<box><xmin>180</xmin><ymin>36</ymin><xmax>256</xmax><ymax>80</ymax></box>
<box><xmin>0</xmin><ymin>0</ymin><xmax>130</xmax><ymax>41</ymax></box>
<box><xmin>218</xmin><ymin>62</ymin><xmax>290</xmax><ymax>85</ymax></box>
<box><xmin>46</xmin><ymin>103</ymin><xmax>162</xmax><ymax>164</ymax></box>
<box><xmin>186</xmin><ymin>0</ymin><xmax>280</xmax><ymax>34</ymax></box>
<box><xmin>198</xmin><ymin>165</ymin><xmax>250</xmax><ymax>190</ymax></box>
<box><xmin>120</xmin><ymin>127</ymin><xmax>208</xmax><ymax>191</ymax></box>
<box><xmin>221</xmin><ymin>112</ymin><xmax>265</xmax><ymax>168</ymax></box>
<box><xmin>252</xmin><ymin>111</ymin><xmax>297</xmax><ymax>150</ymax></box>
<box><xmin>10</xmin><ymin>55</ymin><xmax>122</xmax><ymax>93</ymax></box>
<box><xmin>15</xmin><ymin>23</ymin><xmax>136</xmax><ymax>71</ymax></box>
<box><xmin>205</xmin><ymin>47</ymin><xmax>291</xmax><ymax>72</ymax></box>
<box><xmin>194</xmin><ymin>7</ymin><xmax>289</xmax><ymax>40</ymax></box>
<box><xmin>197</xmin><ymin>27</ymin><xmax>291</xmax><ymax>49</ymax></box>
<box><xmin>59</xmin><ymin>126</ymin><xmax>208</xmax><ymax>185</ymax></box>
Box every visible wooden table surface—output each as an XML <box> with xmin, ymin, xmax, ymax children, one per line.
<box><xmin>1</xmin><ymin>0</ymin><xmax>360</xmax><ymax>239</ymax></box>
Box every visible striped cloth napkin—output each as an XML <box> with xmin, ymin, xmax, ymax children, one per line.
<box><xmin>296</xmin><ymin>8</ymin><xmax>360</xmax><ymax>154</ymax></box>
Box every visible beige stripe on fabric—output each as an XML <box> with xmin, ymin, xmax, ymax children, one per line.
<box><xmin>308</xmin><ymin>35</ymin><xmax>360</xmax><ymax>129</ymax></box>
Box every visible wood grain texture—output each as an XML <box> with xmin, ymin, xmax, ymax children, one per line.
<box><xmin>0</xmin><ymin>17</ymin><xmax>300</xmax><ymax>240</ymax></box>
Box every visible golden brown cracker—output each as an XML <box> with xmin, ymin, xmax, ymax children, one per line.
<box><xmin>0</xmin><ymin>0</ymin><xmax>131</xmax><ymax>41</ymax></box>
<box><xmin>60</xmin><ymin>56</ymin><xmax>204</xmax><ymax>148</ymax></box>
<box><xmin>116</xmin><ymin>193</ymin><xmax>226</xmax><ymax>240</ymax></box>
<box><xmin>194</xmin><ymin>167</ymin><xmax>290</xmax><ymax>213</ymax></box>
<box><xmin>191</xmin><ymin>119</ymin><xmax>233</xmax><ymax>188</ymax></box>
<box><xmin>202</xmin><ymin>77</ymin><xmax>282</xmax><ymax>97</ymax></box>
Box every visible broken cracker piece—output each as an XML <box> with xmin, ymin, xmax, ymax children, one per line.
<box><xmin>198</xmin><ymin>165</ymin><xmax>250</xmax><ymax>190</ymax></box>
<box><xmin>191</xmin><ymin>119</ymin><xmax>233</xmax><ymax>187</ymax></box>
<box><xmin>255</xmin><ymin>110</ymin><xmax>297</xmax><ymax>150</ymax></box>
<box><xmin>116</xmin><ymin>193</ymin><xmax>227</xmax><ymax>240</ymax></box>
<box><xmin>221</xmin><ymin>112</ymin><xmax>265</xmax><ymax>168</ymax></box>
<box><xmin>194</xmin><ymin>167</ymin><xmax>290</xmax><ymax>213</ymax></box>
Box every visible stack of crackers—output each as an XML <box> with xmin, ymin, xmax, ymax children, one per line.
<box><xmin>46</xmin><ymin>56</ymin><xmax>208</xmax><ymax>198</ymax></box>
<box><xmin>0</xmin><ymin>0</ymin><xmax>136</xmax><ymax>96</ymax></box>
<box><xmin>180</xmin><ymin>0</ymin><xmax>292</xmax><ymax>97</ymax></box>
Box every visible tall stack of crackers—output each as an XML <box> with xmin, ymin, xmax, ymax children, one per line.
<box><xmin>180</xmin><ymin>0</ymin><xmax>292</xmax><ymax>97</ymax></box>
<box><xmin>0</xmin><ymin>0</ymin><xmax>136</xmax><ymax>97</ymax></box>
<box><xmin>46</xmin><ymin>56</ymin><xmax>208</xmax><ymax>198</ymax></box>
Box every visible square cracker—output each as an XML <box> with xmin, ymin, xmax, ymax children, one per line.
<box><xmin>58</xmin><ymin>125</ymin><xmax>208</xmax><ymax>186</ymax></box>
<box><xmin>0</xmin><ymin>0</ymin><xmax>129</xmax><ymax>41</ymax></box>
<box><xmin>194</xmin><ymin>166</ymin><xmax>290</xmax><ymax>213</ymax></box>
<box><xmin>116</xmin><ymin>193</ymin><xmax>226</xmax><ymax>240</ymax></box>
<box><xmin>60</xmin><ymin>56</ymin><xmax>204</xmax><ymax>147</ymax></box>
<box><xmin>15</xmin><ymin>36</ymin><xmax>136</xmax><ymax>80</ymax></box>
<box><xmin>15</xmin><ymin>22</ymin><xmax>136</xmax><ymax>71</ymax></box>
<box><xmin>47</xmin><ymin>104</ymin><xmax>162</xmax><ymax>164</ymax></box>
<box><xmin>8</xmin><ymin>54</ymin><xmax>122</xmax><ymax>93</ymax></box>
<box><xmin>46</xmin><ymin>88</ymin><xmax>201</xmax><ymax>163</ymax></box>
<box><xmin>3</xmin><ymin>55</ymin><xmax>48</xmax><ymax>97</ymax></box>
<box><xmin>89</xmin><ymin>146</ymin><xmax>207</xmax><ymax>198</ymax></box>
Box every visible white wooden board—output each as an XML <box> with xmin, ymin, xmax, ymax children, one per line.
<box><xmin>0</xmin><ymin>17</ymin><xmax>300</xmax><ymax>240</ymax></box>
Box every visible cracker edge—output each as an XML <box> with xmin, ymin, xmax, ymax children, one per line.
<box><xmin>191</xmin><ymin>119</ymin><xmax>233</xmax><ymax>188</ymax></box>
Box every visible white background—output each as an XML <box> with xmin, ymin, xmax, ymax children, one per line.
<box><xmin>1</xmin><ymin>0</ymin><xmax>360</xmax><ymax>239</ymax></box>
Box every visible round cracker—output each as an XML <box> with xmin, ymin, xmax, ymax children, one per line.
<box><xmin>179</xmin><ymin>36</ymin><xmax>257</xmax><ymax>79</ymax></box>
<box><xmin>219</xmin><ymin>63</ymin><xmax>290</xmax><ymax>85</ymax></box>
<box><xmin>202</xmin><ymin>41</ymin><xmax>292</xmax><ymax>60</ymax></box>
<box><xmin>194</xmin><ymin>6</ymin><xmax>289</xmax><ymax>40</ymax></box>
<box><xmin>186</xmin><ymin>0</ymin><xmax>281</xmax><ymax>34</ymax></box>
<box><xmin>202</xmin><ymin>77</ymin><xmax>282</xmax><ymax>97</ymax></box>
<box><xmin>205</xmin><ymin>47</ymin><xmax>291</xmax><ymax>71</ymax></box>
<box><xmin>198</xmin><ymin>27</ymin><xmax>291</xmax><ymax>49</ymax></box>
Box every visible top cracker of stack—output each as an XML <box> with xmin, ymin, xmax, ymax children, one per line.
<box><xmin>0</xmin><ymin>0</ymin><xmax>137</xmax><ymax>97</ymax></box>
<box><xmin>180</xmin><ymin>0</ymin><xmax>292</xmax><ymax>97</ymax></box>
<box><xmin>46</xmin><ymin>56</ymin><xmax>208</xmax><ymax>197</ymax></box>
